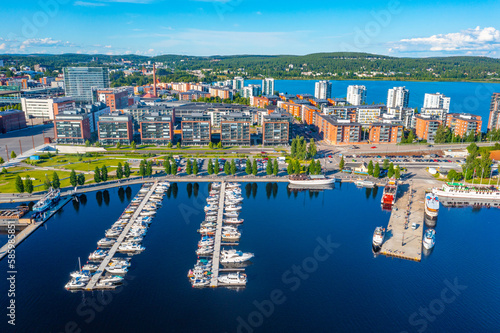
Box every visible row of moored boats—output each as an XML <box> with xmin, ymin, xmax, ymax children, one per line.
<box><xmin>65</xmin><ymin>182</ymin><xmax>170</xmax><ymax>291</ymax></box>
<box><xmin>188</xmin><ymin>182</ymin><xmax>254</xmax><ymax>288</ymax></box>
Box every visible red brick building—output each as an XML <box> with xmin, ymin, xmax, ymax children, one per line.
<box><xmin>0</xmin><ymin>110</ymin><xmax>27</xmax><ymax>133</ymax></box>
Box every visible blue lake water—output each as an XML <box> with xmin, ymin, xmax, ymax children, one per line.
<box><xmin>246</xmin><ymin>79</ymin><xmax>500</xmax><ymax>131</ymax></box>
<box><xmin>0</xmin><ymin>182</ymin><xmax>499</xmax><ymax>333</ymax></box>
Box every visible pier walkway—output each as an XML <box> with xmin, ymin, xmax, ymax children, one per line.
<box><xmin>0</xmin><ymin>196</ymin><xmax>73</xmax><ymax>261</ymax></box>
<box><xmin>380</xmin><ymin>182</ymin><xmax>425</xmax><ymax>262</ymax></box>
<box><xmin>210</xmin><ymin>182</ymin><xmax>226</xmax><ymax>288</ymax></box>
<box><xmin>85</xmin><ymin>182</ymin><xmax>158</xmax><ymax>290</ymax></box>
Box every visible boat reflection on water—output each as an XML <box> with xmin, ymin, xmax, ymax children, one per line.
<box><xmin>423</xmin><ymin>245</ymin><xmax>434</xmax><ymax>258</ymax></box>
<box><xmin>287</xmin><ymin>184</ymin><xmax>335</xmax><ymax>192</ymax></box>
<box><xmin>221</xmin><ymin>261</ymin><xmax>253</xmax><ymax>269</ymax></box>
<box><xmin>424</xmin><ymin>215</ymin><xmax>437</xmax><ymax>228</ymax></box>
<box><xmin>439</xmin><ymin>198</ymin><xmax>500</xmax><ymax>209</ymax></box>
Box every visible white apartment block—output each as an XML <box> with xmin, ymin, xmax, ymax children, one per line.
<box><xmin>262</xmin><ymin>78</ymin><xmax>275</xmax><ymax>96</ymax></box>
<box><xmin>20</xmin><ymin>97</ymin><xmax>74</xmax><ymax>120</ymax></box>
<box><xmin>387</xmin><ymin>86</ymin><xmax>409</xmax><ymax>108</ymax></box>
<box><xmin>420</xmin><ymin>107</ymin><xmax>448</xmax><ymax>123</ymax></box>
<box><xmin>357</xmin><ymin>107</ymin><xmax>382</xmax><ymax>126</ymax></box>
<box><xmin>314</xmin><ymin>80</ymin><xmax>332</xmax><ymax>100</ymax></box>
<box><xmin>346</xmin><ymin>85</ymin><xmax>367</xmax><ymax>105</ymax></box>
<box><xmin>242</xmin><ymin>85</ymin><xmax>261</xmax><ymax>98</ymax></box>
<box><xmin>388</xmin><ymin>107</ymin><xmax>415</xmax><ymax>128</ymax></box>
<box><xmin>424</xmin><ymin>93</ymin><xmax>450</xmax><ymax>111</ymax></box>
<box><xmin>233</xmin><ymin>77</ymin><xmax>244</xmax><ymax>91</ymax></box>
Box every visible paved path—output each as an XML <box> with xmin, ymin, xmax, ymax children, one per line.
<box><xmin>210</xmin><ymin>182</ymin><xmax>226</xmax><ymax>288</ymax></box>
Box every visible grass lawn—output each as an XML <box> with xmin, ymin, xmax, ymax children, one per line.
<box><xmin>0</xmin><ymin>168</ymin><xmax>72</xmax><ymax>193</ymax></box>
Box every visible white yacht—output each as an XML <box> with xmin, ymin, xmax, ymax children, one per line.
<box><xmin>225</xmin><ymin>205</ymin><xmax>242</xmax><ymax>212</ymax></box>
<box><xmin>95</xmin><ymin>282</ymin><xmax>118</xmax><ymax>290</ymax></box>
<box><xmin>224</xmin><ymin>212</ymin><xmax>239</xmax><ymax>218</ymax></box>
<box><xmin>65</xmin><ymin>279</ymin><xmax>86</xmax><ymax>290</ymax></box>
<box><xmin>100</xmin><ymin>275</ymin><xmax>124</xmax><ymax>284</ymax></box>
<box><xmin>372</xmin><ymin>227</ymin><xmax>385</xmax><ymax>252</ymax></box>
<box><xmin>425</xmin><ymin>193</ymin><xmax>440</xmax><ymax>218</ymax></box>
<box><xmin>82</xmin><ymin>264</ymin><xmax>98</xmax><ymax>272</ymax></box>
<box><xmin>89</xmin><ymin>250</ymin><xmax>108</xmax><ymax>261</ymax></box>
<box><xmin>218</xmin><ymin>272</ymin><xmax>247</xmax><ymax>285</ymax></box>
<box><xmin>196</xmin><ymin>246</ymin><xmax>214</xmax><ymax>256</ymax></box>
<box><xmin>220</xmin><ymin>249</ymin><xmax>254</xmax><ymax>263</ymax></box>
<box><xmin>222</xmin><ymin>231</ymin><xmax>241</xmax><ymax>242</ymax></box>
<box><xmin>106</xmin><ymin>266</ymin><xmax>128</xmax><ymax>274</ymax></box>
<box><xmin>69</xmin><ymin>271</ymin><xmax>91</xmax><ymax>282</ymax></box>
<box><xmin>225</xmin><ymin>218</ymin><xmax>243</xmax><ymax>224</ymax></box>
<box><xmin>118</xmin><ymin>243</ymin><xmax>145</xmax><ymax>253</ymax></box>
<box><xmin>423</xmin><ymin>229</ymin><xmax>436</xmax><ymax>250</ymax></box>
<box><xmin>97</xmin><ymin>238</ymin><xmax>116</xmax><ymax>247</ymax></box>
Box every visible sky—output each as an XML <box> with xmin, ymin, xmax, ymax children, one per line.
<box><xmin>1</xmin><ymin>0</ymin><xmax>500</xmax><ymax>57</ymax></box>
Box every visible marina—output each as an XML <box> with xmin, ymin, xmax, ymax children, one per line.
<box><xmin>379</xmin><ymin>182</ymin><xmax>426</xmax><ymax>262</ymax></box>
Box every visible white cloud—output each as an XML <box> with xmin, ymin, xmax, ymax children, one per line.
<box><xmin>390</xmin><ymin>26</ymin><xmax>500</xmax><ymax>55</ymax></box>
<box><xmin>0</xmin><ymin>43</ymin><xmax>5</xmax><ymax>50</ymax></box>
<box><xmin>104</xmin><ymin>45</ymin><xmax>112</xmax><ymax>48</ymax></box>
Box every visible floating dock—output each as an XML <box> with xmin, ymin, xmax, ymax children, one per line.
<box><xmin>379</xmin><ymin>183</ymin><xmax>425</xmax><ymax>262</ymax></box>
<box><xmin>85</xmin><ymin>182</ymin><xmax>159</xmax><ymax>290</ymax></box>
<box><xmin>0</xmin><ymin>196</ymin><xmax>73</xmax><ymax>261</ymax></box>
<box><xmin>210</xmin><ymin>182</ymin><xmax>226</xmax><ymax>288</ymax></box>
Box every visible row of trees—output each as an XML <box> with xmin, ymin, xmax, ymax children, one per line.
<box><xmin>339</xmin><ymin>157</ymin><xmax>401</xmax><ymax>179</ymax></box>
<box><xmin>290</xmin><ymin>136</ymin><xmax>317</xmax><ymax>160</ymax></box>
<box><xmin>461</xmin><ymin>143</ymin><xmax>493</xmax><ymax>180</ymax></box>
<box><xmin>15</xmin><ymin>171</ymin><xmax>65</xmax><ymax>193</ymax></box>
<box><xmin>286</xmin><ymin>159</ymin><xmax>322</xmax><ymax>175</ymax></box>
<box><xmin>434</xmin><ymin>125</ymin><xmax>480</xmax><ymax>144</ymax></box>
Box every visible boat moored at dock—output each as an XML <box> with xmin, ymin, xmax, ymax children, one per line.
<box><xmin>288</xmin><ymin>174</ymin><xmax>335</xmax><ymax>186</ymax></box>
<box><xmin>425</xmin><ymin>193</ymin><xmax>440</xmax><ymax>218</ymax></box>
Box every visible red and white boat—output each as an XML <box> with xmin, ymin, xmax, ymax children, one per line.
<box><xmin>381</xmin><ymin>179</ymin><xmax>398</xmax><ymax>208</ymax></box>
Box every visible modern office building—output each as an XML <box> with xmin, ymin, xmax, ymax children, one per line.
<box><xmin>262</xmin><ymin>111</ymin><xmax>292</xmax><ymax>146</ymax></box>
<box><xmin>423</xmin><ymin>93</ymin><xmax>450</xmax><ymax>111</ymax></box>
<box><xmin>415</xmin><ymin>115</ymin><xmax>442</xmax><ymax>142</ymax></box>
<box><xmin>346</xmin><ymin>85</ymin><xmax>367</xmax><ymax>105</ymax></box>
<box><xmin>314</xmin><ymin>81</ymin><xmax>332</xmax><ymax>100</ymax></box>
<box><xmin>262</xmin><ymin>78</ymin><xmax>275</xmax><ymax>96</ymax></box>
<box><xmin>445</xmin><ymin>113</ymin><xmax>482</xmax><ymax>137</ymax></box>
<box><xmin>139</xmin><ymin>113</ymin><xmax>174</xmax><ymax>145</ymax></box>
<box><xmin>0</xmin><ymin>110</ymin><xmax>26</xmax><ymax>134</ymax></box>
<box><xmin>220</xmin><ymin>113</ymin><xmax>251</xmax><ymax>146</ymax></box>
<box><xmin>315</xmin><ymin>114</ymin><xmax>361</xmax><ymax>145</ymax></box>
<box><xmin>488</xmin><ymin>93</ymin><xmax>500</xmax><ymax>131</ymax></box>
<box><xmin>94</xmin><ymin>87</ymin><xmax>129</xmax><ymax>111</ymax></box>
<box><xmin>63</xmin><ymin>67</ymin><xmax>110</xmax><ymax>103</ymax></box>
<box><xmin>97</xmin><ymin>113</ymin><xmax>133</xmax><ymax>145</ymax></box>
<box><xmin>20</xmin><ymin>97</ymin><xmax>75</xmax><ymax>120</ymax></box>
<box><xmin>181</xmin><ymin>113</ymin><xmax>211</xmax><ymax>146</ymax></box>
<box><xmin>387</xmin><ymin>86</ymin><xmax>409</xmax><ymax>108</ymax></box>
<box><xmin>54</xmin><ymin>110</ymin><xmax>92</xmax><ymax>145</ymax></box>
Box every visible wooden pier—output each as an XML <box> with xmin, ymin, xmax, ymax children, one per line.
<box><xmin>85</xmin><ymin>182</ymin><xmax>158</xmax><ymax>290</ymax></box>
<box><xmin>210</xmin><ymin>182</ymin><xmax>226</xmax><ymax>288</ymax></box>
<box><xmin>379</xmin><ymin>182</ymin><xmax>425</xmax><ymax>262</ymax></box>
<box><xmin>0</xmin><ymin>196</ymin><xmax>73</xmax><ymax>261</ymax></box>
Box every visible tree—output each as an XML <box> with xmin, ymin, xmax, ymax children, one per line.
<box><xmin>367</xmin><ymin>160</ymin><xmax>374</xmax><ymax>176</ymax></box>
<box><xmin>176</xmin><ymin>142</ymin><xmax>181</xmax><ymax>149</ymax></box>
<box><xmin>85</xmin><ymin>140</ymin><xmax>91</xmax><ymax>147</ymax></box>
<box><xmin>291</xmin><ymin>138</ymin><xmax>298</xmax><ymax>158</ymax></box>
<box><xmin>77</xmin><ymin>174</ymin><xmax>85</xmax><ymax>186</ymax></box>
<box><xmin>395</xmin><ymin>166</ymin><xmax>401</xmax><ymax>179</ymax></box>
<box><xmin>43</xmin><ymin>175</ymin><xmax>51</xmax><ymax>190</ymax></box>
<box><xmin>186</xmin><ymin>159</ymin><xmax>193</xmax><ymax>175</ymax></box>
<box><xmin>316</xmin><ymin>160</ymin><xmax>322</xmax><ymax>174</ymax></box>
<box><xmin>407</xmin><ymin>130</ymin><xmax>415</xmax><ymax>144</ymax></box>
<box><xmin>139</xmin><ymin>160</ymin><xmax>146</xmax><ymax>177</ymax></box>
<box><xmin>193</xmin><ymin>161</ymin><xmax>199</xmax><ymax>175</ymax></box>
<box><xmin>171</xmin><ymin>160</ymin><xmax>178</xmax><ymax>175</ymax></box>
<box><xmin>287</xmin><ymin>160</ymin><xmax>293</xmax><ymax>175</ymax></box>
<box><xmin>266</xmin><ymin>159</ymin><xmax>273</xmax><ymax>175</ymax></box>
<box><xmin>92</xmin><ymin>166</ymin><xmax>101</xmax><ymax>183</ymax></box>
<box><xmin>70</xmin><ymin>169</ymin><xmax>77</xmax><ymax>187</ymax></box>
<box><xmin>383</xmin><ymin>159</ymin><xmax>390</xmax><ymax>169</ymax></box>
<box><xmin>15</xmin><ymin>175</ymin><xmax>24</xmax><ymax>193</ymax></box>
<box><xmin>124</xmin><ymin>162</ymin><xmax>131</xmax><ymax>178</ymax></box>
<box><xmin>164</xmin><ymin>159</ymin><xmax>171</xmax><ymax>175</ymax></box>
<box><xmin>0</xmin><ymin>156</ymin><xmax>4</xmax><ymax>164</ymax></box>
<box><xmin>294</xmin><ymin>160</ymin><xmax>301</xmax><ymax>174</ymax></box>
<box><xmin>146</xmin><ymin>161</ymin><xmax>153</xmax><ymax>176</ymax></box>
<box><xmin>214</xmin><ymin>159</ymin><xmax>220</xmax><ymax>175</ymax></box>
<box><xmin>307</xmin><ymin>139</ymin><xmax>317</xmax><ymax>159</ymax></box>
<box><xmin>374</xmin><ymin>162</ymin><xmax>380</xmax><ymax>178</ymax></box>
<box><xmin>252</xmin><ymin>159</ymin><xmax>258</xmax><ymax>176</ymax></box>
<box><xmin>208</xmin><ymin>159</ymin><xmax>214</xmax><ymax>175</ymax></box>
<box><xmin>388</xmin><ymin>163</ymin><xmax>395</xmax><ymax>178</ymax></box>
<box><xmin>230</xmin><ymin>159</ymin><xmax>237</xmax><ymax>175</ymax></box>
<box><xmin>167</xmin><ymin>142</ymin><xmax>173</xmax><ymax>148</ymax></box>
<box><xmin>245</xmin><ymin>159</ymin><xmax>252</xmax><ymax>175</ymax></box>
<box><xmin>116</xmin><ymin>142</ymin><xmax>122</xmax><ymax>149</ymax></box>
<box><xmin>273</xmin><ymin>159</ymin><xmax>279</xmax><ymax>176</ymax></box>
<box><xmin>434</xmin><ymin>125</ymin><xmax>448</xmax><ymax>144</ymax></box>
<box><xmin>116</xmin><ymin>162</ymin><xmax>123</xmax><ymax>179</ymax></box>
<box><xmin>52</xmin><ymin>171</ymin><xmax>60</xmax><ymax>189</ymax></box>
<box><xmin>308</xmin><ymin>160</ymin><xmax>316</xmax><ymax>174</ymax></box>
<box><xmin>339</xmin><ymin>156</ymin><xmax>345</xmax><ymax>170</ymax></box>
<box><xmin>131</xmin><ymin>141</ymin><xmax>136</xmax><ymax>150</ymax></box>
<box><xmin>209</xmin><ymin>142</ymin><xmax>214</xmax><ymax>149</ymax></box>
<box><xmin>11</xmin><ymin>151</ymin><xmax>16</xmax><ymax>159</ymax></box>
<box><xmin>24</xmin><ymin>176</ymin><xmax>33</xmax><ymax>194</ymax></box>
<box><xmin>224</xmin><ymin>160</ymin><xmax>230</xmax><ymax>175</ymax></box>
<box><xmin>101</xmin><ymin>165</ymin><xmax>108</xmax><ymax>181</ymax></box>
<box><xmin>217</xmin><ymin>142</ymin><xmax>223</xmax><ymax>149</ymax></box>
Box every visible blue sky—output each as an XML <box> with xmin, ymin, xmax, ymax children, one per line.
<box><xmin>1</xmin><ymin>0</ymin><xmax>500</xmax><ymax>57</ymax></box>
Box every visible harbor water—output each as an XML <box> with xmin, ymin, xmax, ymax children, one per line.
<box><xmin>0</xmin><ymin>182</ymin><xmax>499</xmax><ymax>332</ymax></box>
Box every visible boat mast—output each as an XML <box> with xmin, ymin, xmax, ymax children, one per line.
<box><xmin>78</xmin><ymin>257</ymin><xmax>81</xmax><ymax>271</ymax></box>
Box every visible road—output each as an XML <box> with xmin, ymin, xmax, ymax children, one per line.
<box><xmin>0</xmin><ymin>124</ymin><xmax>55</xmax><ymax>160</ymax></box>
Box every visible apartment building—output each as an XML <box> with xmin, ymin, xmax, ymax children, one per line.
<box><xmin>262</xmin><ymin>112</ymin><xmax>292</xmax><ymax>146</ymax></box>
<box><xmin>415</xmin><ymin>115</ymin><xmax>442</xmax><ymax>142</ymax></box>
<box><xmin>97</xmin><ymin>113</ymin><xmax>134</xmax><ymax>145</ymax></box>
<box><xmin>220</xmin><ymin>113</ymin><xmax>251</xmax><ymax>146</ymax></box>
<box><xmin>21</xmin><ymin>97</ymin><xmax>75</xmax><ymax>120</ymax></box>
<box><xmin>139</xmin><ymin>113</ymin><xmax>174</xmax><ymax>145</ymax></box>
<box><xmin>314</xmin><ymin>81</ymin><xmax>332</xmax><ymax>100</ymax></box>
<box><xmin>95</xmin><ymin>87</ymin><xmax>130</xmax><ymax>111</ymax></box>
<box><xmin>369</xmin><ymin>123</ymin><xmax>403</xmax><ymax>144</ymax></box>
<box><xmin>315</xmin><ymin>114</ymin><xmax>361</xmax><ymax>145</ymax></box>
<box><xmin>445</xmin><ymin>113</ymin><xmax>482</xmax><ymax>137</ymax></box>
<box><xmin>181</xmin><ymin>113</ymin><xmax>211</xmax><ymax>146</ymax></box>
<box><xmin>488</xmin><ymin>93</ymin><xmax>500</xmax><ymax>131</ymax></box>
<box><xmin>346</xmin><ymin>85</ymin><xmax>366</xmax><ymax>105</ymax></box>
<box><xmin>63</xmin><ymin>67</ymin><xmax>110</xmax><ymax>103</ymax></box>
<box><xmin>423</xmin><ymin>93</ymin><xmax>450</xmax><ymax>111</ymax></box>
<box><xmin>262</xmin><ymin>78</ymin><xmax>275</xmax><ymax>96</ymax></box>
<box><xmin>54</xmin><ymin>110</ymin><xmax>91</xmax><ymax>145</ymax></box>
<box><xmin>387</xmin><ymin>86</ymin><xmax>409</xmax><ymax>108</ymax></box>
<box><xmin>0</xmin><ymin>110</ymin><xmax>26</xmax><ymax>134</ymax></box>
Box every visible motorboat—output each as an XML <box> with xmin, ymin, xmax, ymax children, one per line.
<box><xmin>225</xmin><ymin>205</ymin><xmax>241</xmax><ymax>212</ymax></box>
<box><xmin>220</xmin><ymin>249</ymin><xmax>254</xmax><ymax>263</ymax></box>
<box><xmin>95</xmin><ymin>282</ymin><xmax>118</xmax><ymax>290</ymax></box>
<box><xmin>372</xmin><ymin>227</ymin><xmax>385</xmax><ymax>252</ymax></box>
<box><xmin>106</xmin><ymin>266</ymin><xmax>128</xmax><ymax>274</ymax></box>
<box><xmin>89</xmin><ymin>250</ymin><xmax>108</xmax><ymax>261</ymax></box>
<box><xmin>97</xmin><ymin>238</ymin><xmax>116</xmax><ymax>247</ymax></box>
<box><xmin>205</xmin><ymin>216</ymin><xmax>217</xmax><ymax>222</ymax></box>
<box><xmin>198</xmin><ymin>227</ymin><xmax>215</xmax><ymax>234</ymax></box>
<box><xmin>125</xmin><ymin>236</ymin><xmax>144</xmax><ymax>243</ymax></box>
<box><xmin>224</xmin><ymin>218</ymin><xmax>243</xmax><ymax>224</ymax></box>
<box><xmin>198</xmin><ymin>239</ymin><xmax>214</xmax><ymax>247</ymax></box>
<box><xmin>425</xmin><ymin>193</ymin><xmax>440</xmax><ymax>218</ymax></box>
<box><xmin>201</xmin><ymin>222</ymin><xmax>216</xmax><ymax>227</ymax></box>
<box><xmin>70</xmin><ymin>270</ymin><xmax>91</xmax><ymax>282</ymax></box>
<box><xmin>158</xmin><ymin>181</ymin><xmax>171</xmax><ymax>187</ymax></box>
<box><xmin>204</xmin><ymin>205</ymin><xmax>218</xmax><ymax>211</ymax></box>
<box><xmin>224</xmin><ymin>212</ymin><xmax>239</xmax><ymax>218</ymax></box>
<box><xmin>423</xmin><ymin>229</ymin><xmax>436</xmax><ymax>250</ymax></box>
<box><xmin>118</xmin><ymin>243</ymin><xmax>145</xmax><ymax>253</ymax></box>
<box><xmin>100</xmin><ymin>275</ymin><xmax>124</xmax><ymax>284</ymax></box>
<box><xmin>205</xmin><ymin>211</ymin><xmax>218</xmax><ymax>216</ymax></box>
<box><xmin>65</xmin><ymin>278</ymin><xmax>86</xmax><ymax>290</ymax></box>
<box><xmin>222</xmin><ymin>231</ymin><xmax>241</xmax><ymax>242</ymax></box>
<box><xmin>196</xmin><ymin>246</ymin><xmax>214</xmax><ymax>256</ymax></box>
<box><xmin>110</xmin><ymin>258</ymin><xmax>131</xmax><ymax>266</ymax></box>
<box><xmin>211</xmin><ymin>183</ymin><xmax>221</xmax><ymax>189</ymax></box>
<box><xmin>140</xmin><ymin>210</ymin><xmax>156</xmax><ymax>217</ymax></box>
<box><xmin>218</xmin><ymin>272</ymin><xmax>247</xmax><ymax>285</ymax></box>
<box><xmin>82</xmin><ymin>264</ymin><xmax>98</xmax><ymax>272</ymax></box>
<box><xmin>192</xmin><ymin>278</ymin><xmax>211</xmax><ymax>287</ymax></box>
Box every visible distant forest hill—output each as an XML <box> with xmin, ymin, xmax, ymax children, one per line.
<box><xmin>2</xmin><ymin>52</ymin><xmax>500</xmax><ymax>82</ymax></box>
